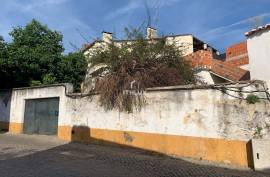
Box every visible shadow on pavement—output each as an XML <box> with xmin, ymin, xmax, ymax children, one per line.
<box><xmin>0</xmin><ymin>127</ymin><xmax>269</xmax><ymax>177</ymax></box>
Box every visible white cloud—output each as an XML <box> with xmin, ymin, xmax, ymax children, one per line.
<box><xmin>156</xmin><ymin>0</ymin><xmax>182</xmax><ymax>6</ymax></box>
<box><xmin>21</xmin><ymin>0</ymin><xmax>70</xmax><ymax>12</ymax></box>
<box><xmin>105</xmin><ymin>0</ymin><xmax>181</xmax><ymax>20</ymax></box>
<box><xmin>105</xmin><ymin>0</ymin><xmax>141</xmax><ymax>20</ymax></box>
<box><xmin>202</xmin><ymin>13</ymin><xmax>270</xmax><ymax>38</ymax></box>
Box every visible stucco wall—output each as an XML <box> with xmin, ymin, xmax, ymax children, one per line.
<box><xmin>252</xmin><ymin>139</ymin><xmax>270</xmax><ymax>171</ymax></box>
<box><xmin>9</xmin><ymin>84</ymin><xmax>73</xmax><ymax>125</ymax></box>
<box><xmin>196</xmin><ymin>70</ymin><xmax>213</xmax><ymax>84</ymax></box>
<box><xmin>7</xmin><ymin>83</ymin><xmax>270</xmax><ymax>140</ymax></box>
<box><xmin>4</xmin><ymin>82</ymin><xmax>270</xmax><ymax>167</ymax></box>
<box><xmin>66</xmin><ymin>85</ymin><xmax>270</xmax><ymax>141</ymax></box>
<box><xmin>165</xmin><ymin>35</ymin><xmax>193</xmax><ymax>56</ymax></box>
<box><xmin>247</xmin><ymin>29</ymin><xmax>270</xmax><ymax>88</ymax></box>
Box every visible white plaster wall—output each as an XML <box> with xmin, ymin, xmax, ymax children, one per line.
<box><xmin>252</xmin><ymin>139</ymin><xmax>270</xmax><ymax>172</ymax></box>
<box><xmin>8</xmin><ymin>84</ymin><xmax>270</xmax><ymax>141</ymax></box>
<box><xmin>9</xmin><ymin>84</ymin><xmax>73</xmax><ymax>126</ymax></box>
<box><xmin>84</xmin><ymin>35</ymin><xmax>194</xmax><ymax>58</ymax></box>
<box><xmin>166</xmin><ymin>35</ymin><xmax>193</xmax><ymax>56</ymax></box>
<box><xmin>66</xmin><ymin>86</ymin><xmax>270</xmax><ymax>141</ymax></box>
<box><xmin>195</xmin><ymin>70</ymin><xmax>215</xmax><ymax>85</ymax></box>
<box><xmin>247</xmin><ymin>30</ymin><xmax>270</xmax><ymax>88</ymax></box>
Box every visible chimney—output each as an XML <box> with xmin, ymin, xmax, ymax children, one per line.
<box><xmin>146</xmin><ymin>27</ymin><xmax>157</xmax><ymax>39</ymax></box>
<box><xmin>102</xmin><ymin>31</ymin><xmax>113</xmax><ymax>43</ymax></box>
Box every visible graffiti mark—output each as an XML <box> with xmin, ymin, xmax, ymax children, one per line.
<box><xmin>123</xmin><ymin>132</ymin><xmax>134</xmax><ymax>143</ymax></box>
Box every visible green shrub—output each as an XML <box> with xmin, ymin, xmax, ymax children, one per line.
<box><xmin>42</xmin><ymin>74</ymin><xmax>57</xmax><ymax>85</ymax></box>
<box><xmin>254</xmin><ymin>126</ymin><xmax>263</xmax><ymax>138</ymax></box>
<box><xmin>29</xmin><ymin>80</ymin><xmax>42</xmax><ymax>86</ymax></box>
<box><xmin>246</xmin><ymin>94</ymin><xmax>260</xmax><ymax>104</ymax></box>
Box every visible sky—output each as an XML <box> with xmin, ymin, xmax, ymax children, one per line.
<box><xmin>1</xmin><ymin>0</ymin><xmax>270</xmax><ymax>53</ymax></box>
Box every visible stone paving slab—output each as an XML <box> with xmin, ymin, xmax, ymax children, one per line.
<box><xmin>0</xmin><ymin>133</ymin><xmax>269</xmax><ymax>177</ymax></box>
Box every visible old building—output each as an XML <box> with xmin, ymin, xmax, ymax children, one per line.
<box><xmin>186</xmin><ymin>41</ymin><xmax>250</xmax><ymax>85</ymax></box>
<box><xmin>81</xmin><ymin>27</ymin><xmax>250</xmax><ymax>91</ymax></box>
<box><xmin>83</xmin><ymin>27</ymin><xmax>219</xmax><ymax>57</ymax></box>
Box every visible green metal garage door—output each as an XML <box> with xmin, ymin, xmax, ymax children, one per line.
<box><xmin>23</xmin><ymin>98</ymin><xmax>59</xmax><ymax>135</ymax></box>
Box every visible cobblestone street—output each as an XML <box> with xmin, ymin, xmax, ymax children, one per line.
<box><xmin>0</xmin><ymin>133</ymin><xmax>269</xmax><ymax>177</ymax></box>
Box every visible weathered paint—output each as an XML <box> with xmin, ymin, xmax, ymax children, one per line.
<box><xmin>2</xmin><ymin>83</ymin><xmax>270</xmax><ymax>168</ymax></box>
<box><xmin>58</xmin><ymin>126</ymin><xmax>250</xmax><ymax>167</ymax></box>
<box><xmin>65</xmin><ymin>87</ymin><xmax>270</xmax><ymax>141</ymax></box>
<box><xmin>23</xmin><ymin>98</ymin><xmax>59</xmax><ymax>135</ymax></box>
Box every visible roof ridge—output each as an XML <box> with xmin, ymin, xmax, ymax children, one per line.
<box><xmin>245</xmin><ymin>23</ymin><xmax>270</xmax><ymax>36</ymax></box>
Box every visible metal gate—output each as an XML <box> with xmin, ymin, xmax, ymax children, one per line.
<box><xmin>23</xmin><ymin>97</ymin><xmax>59</xmax><ymax>135</ymax></box>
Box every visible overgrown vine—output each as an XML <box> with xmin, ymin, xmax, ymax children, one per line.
<box><xmin>87</xmin><ymin>27</ymin><xmax>196</xmax><ymax>112</ymax></box>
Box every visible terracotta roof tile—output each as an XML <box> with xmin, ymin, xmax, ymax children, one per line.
<box><xmin>211</xmin><ymin>59</ymin><xmax>249</xmax><ymax>81</ymax></box>
<box><xmin>184</xmin><ymin>50</ymin><xmax>250</xmax><ymax>82</ymax></box>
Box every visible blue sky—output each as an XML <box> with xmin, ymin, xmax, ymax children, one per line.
<box><xmin>1</xmin><ymin>0</ymin><xmax>270</xmax><ymax>53</ymax></box>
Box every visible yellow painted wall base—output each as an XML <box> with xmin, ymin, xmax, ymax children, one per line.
<box><xmin>9</xmin><ymin>122</ymin><xmax>23</xmax><ymax>134</ymax></box>
<box><xmin>58</xmin><ymin>126</ymin><xmax>72</xmax><ymax>141</ymax></box>
<box><xmin>58</xmin><ymin>126</ymin><xmax>251</xmax><ymax>167</ymax></box>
